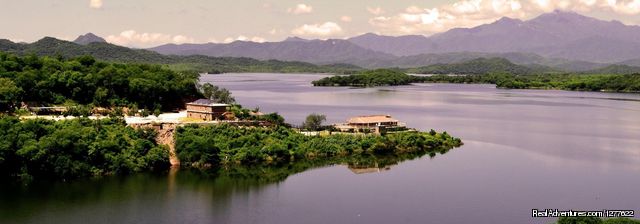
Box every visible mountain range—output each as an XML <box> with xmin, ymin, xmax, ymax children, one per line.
<box><xmin>3</xmin><ymin>10</ymin><xmax>640</xmax><ymax>74</ymax></box>
<box><xmin>149</xmin><ymin>10</ymin><xmax>640</xmax><ymax>71</ymax></box>
<box><xmin>0</xmin><ymin>37</ymin><xmax>360</xmax><ymax>74</ymax></box>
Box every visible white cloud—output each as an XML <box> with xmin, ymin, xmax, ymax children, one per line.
<box><xmin>269</xmin><ymin>29</ymin><xmax>278</xmax><ymax>35</ymax></box>
<box><xmin>291</xmin><ymin>22</ymin><xmax>343</xmax><ymax>37</ymax></box>
<box><xmin>340</xmin><ymin>16</ymin><xmax>353</xmax><ymax>22</ymax></box>
<box><xmin>367</xmin><ymin>6</ymin><xmax>385</xmax><ymax>15</ymax></box>
<box><xmin>368</xmin><ymin>0</ymin><xmax>640</xmax><ymax>35</ymax></box>
<box><xmin>605</xmin><ymin>0</ymin><xmax>640</xmax><ymax>14</ymax></box>
<box><xmin>7</xmin><ymin>38</ymin><xmax>25</xmax><ymax>43</ymax></box>
<box><xmin>223</xmin><ymin>35</ymin><xmax>267</xmax><ymax>43</ymax></box>
<box><xmin>106</xmin><ymin>30</ymin><xmax>195</xmax><ymax>47</ymax></box>
<box><xmin>287</xmin><ymin>4</ymin><xmax>313</xmax><ymax>14</ymax></box>
<box><xmin>89</xmin><ymin>0</ymin><xmax>102</xmax><ymax>9</ymax></box>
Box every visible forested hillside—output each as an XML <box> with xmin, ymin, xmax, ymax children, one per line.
<box><xmin>0</xmin><ymin>53</ymin><xmax>202</xmax><ymax>112</ymax></box>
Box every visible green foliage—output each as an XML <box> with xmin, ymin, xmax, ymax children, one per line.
<box><xmin>556</xmin><ymin>217</ymin><xmax>640</xmax><ymax>224</ymax></box>
<box><xmin>199</xmin><ymin>83</ymin><xmax>236</xmax><ymax>104</ymax></box>
<box><xmin>302</xmin><ymin>113</ymin><xmax>326</xmax><ymax>131</ymax></box>
<box><xmin>421</xmin><ymin>73</ymin><xmax>640</xmax><ymax>92</ymax></box>
<box><xmin>0</xmin><ymin>52</ymin><xmax>202</xmax><ymax>112</ymax></box>
<box><xmin>312</xmin><ymin>69</ymin><xmax>418</xmax><ymax>87</ymax></box>
<box><xmin>175</xmin><ymin>124</ymin><xmax>462</xmax><ymax>167</ymax></box>
<box><xmin>314</xmin><ymin>70</ymin><xmax>640</xmax><ymax>93</ymax></box>
<box><xmin>0</xmin><ymin>116</ymin><xmax>170</xmax><ymax>181</ymax></box>
<box><xmin>603</xmin><ymin>218</ymin><xmax>640</xmax><ymax>224</ymax></box>
<box><xmin>0</xmin><ymin>77</ymin><xmax>23</xmax><ymax>112</ymax></box>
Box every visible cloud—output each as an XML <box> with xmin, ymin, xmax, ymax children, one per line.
<box><xmin>368</xmin><ymin>0</ymin><xmax>640</xmax><ymax>36</ymax></box>
<box><xmin>106</xmin><ymin>30</ymin><xmax>195</xmax><ymax>47</ymax></box>
<box><xmin>269</xmin><ymin>29</ymin><xmax>278</xmax><ymax>35</ymax></box>
<box><xmin>605</xmin><ymin>0</ymin><xmax>640</xmax><ymax>14</ymax></box>
<box><xmin>291</xmin><ymin>22</ymin><xmax>343</xmax><ymax>37</ymax></box>
<box><xmin>223</xmin><ymin>35</ymin><xmax>267</xmax><ymax>43</ymax></box>
<box><xmin>89</xmin><ymin>0</ymin><xmax>102</xmax><ymax>9</ymax></box>
<box><xmin>340</xmin><ymin>16</ymin><xmax>353</xmax><ymax>22</ymax></box>
<box><xmin>367</xmin><ymin>7</ymin><xmax>385</xmax><ymax>15</ymax></box>
<box><xmin>287</xmin><ymin>4</ymin><xmax>313</xmax><ymax>14</ymax></box>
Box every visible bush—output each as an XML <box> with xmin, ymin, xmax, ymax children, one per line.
<box><xmin>0</xmin><ymin>116</ymin><xmax>170</xmax><ymax>181</ymax></box>
<box><xmin>175</xmin><ymin>124</ymin><xmax>462</xmax><ymax>166</ymax></box>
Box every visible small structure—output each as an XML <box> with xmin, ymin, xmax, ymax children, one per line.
<box><xmin>335</xmin><ymin>115</ymin><xmax>406</xmax><ymax>134</ymax></box>
<box><xmin>28</xmin><ymin>106</ymin><xmax>68</xmax><ymax>115</ymax></box>
<box><xmin>186</xmin><ymin>99</ymin><xmax>230</xmax><ymax>121</ymax></box>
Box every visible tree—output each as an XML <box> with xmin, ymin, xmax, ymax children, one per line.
<box><xmin>0</xmin><ymin>78</ymin><xmax>23</xmax><ymax>112</ymax></box>
<box><xmin>302</xmin><ymin>113</ymin><xmax>326</xmax><ymax>131</ymax></box>
<box><xmin>200</xmin><ymin>83</ymin><xmax>236</xmax><ymax>104</ymax></box>
<box><xmin>200</xmin><ymin>83</ymin><xmax>218</xmax><ymax>99</ymax></box>
<box><xmin>214</xmin><ymin>88</ymin><xmax>236</xmax><ymax>104</ymax></box>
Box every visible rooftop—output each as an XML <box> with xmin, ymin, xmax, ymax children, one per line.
<box><xmin>187</xmin><ymin>99</ymin><xmax>230</xmax><ymax>107</ymax></box>
<box><xmin>347</xmin><ymin>115</ymin><xmax>398</xmax><ymax>124</ymax></box>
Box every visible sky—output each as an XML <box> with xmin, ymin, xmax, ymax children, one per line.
<box><xmin>1</xmin><ymin>0</ymin><xmax>640</xmax><ymax>48</ymax></box>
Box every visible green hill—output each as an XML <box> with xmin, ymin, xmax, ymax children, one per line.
<box><xmin>583</xmin><ymin>64</ymin><xmax>640</xmax><ymax>74</ymax></box>
<box><xmin>0</xmin><ymin>37</ymin><xmax>361</xmax><ymax>74</ymax></box>
<box><xmin>404</xmin><ymin>58</ymin><xmax>555</xmax><ymax>75</ymax></box>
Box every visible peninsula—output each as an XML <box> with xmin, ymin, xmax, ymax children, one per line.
<box><xmin>0</xmin><ymin>53</ymin><xmax>463</xmax><ymax>182</ymax></box>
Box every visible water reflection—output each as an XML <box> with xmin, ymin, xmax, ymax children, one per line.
<box><xmin>0</xmin><ymin>150</ymin><xmax>448</xmax><ymax>224</ymax></box>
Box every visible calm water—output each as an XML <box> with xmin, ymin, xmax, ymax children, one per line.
<box><xmin>2</xmin><ymin>73</ymin><xmax>640</xmax><ymax>224</ymax></box>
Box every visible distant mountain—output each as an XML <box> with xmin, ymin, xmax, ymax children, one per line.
<box><xmin>150</xmin><ymin>39</ymin><xmax>396</xmax><ymax>66</ymax></box>
<box><xmin>283</xmin><ymin>37</ymin><xmax>311</xmax><ymax>42</ymax></box>
<box><xmin>347</xmin><ymin>33</ymin><xmax>432</xmax><ymax>56</ymax></box>
<box><xmin>404</xmin><ymin>58</ymin><xmax>552</xmax><ymax>75</ymax></box>
<box><xmin>387</xmin><ymin>52</ymin><xmax>603</xmax><ymax>71</ymax></box>
<box><xmin>148</xmin><ymin>11</ymin><xmax>640</xmax><ymax>69</ymax></box>
<box><xmin>583</xmin><ymin>64</ymin><xmax>640</xmax><ymax>74</ymax></box>
<box><xmin>347</xmin><ymin>10</ymin><xmax>640</xmax><ymax>63</ymax></box>
<box><xmin>73</xmin><ymin>33</ymin><xmax>107</xmax><ymax>45</ymax></box>
<box><xmin>0</xmin><ymin>37</ymin><xmax>361</xmax><ymax>74</ymax></box>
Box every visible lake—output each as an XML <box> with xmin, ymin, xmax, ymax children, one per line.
<box><xmin>2</xmin><ymin>73</ymin><xmax>639</xmax><ymax>224</ymax></box>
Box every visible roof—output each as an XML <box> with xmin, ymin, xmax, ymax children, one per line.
<box><xmin>347</xmin><ymin>115</ymin><xmax>398</xmax><ymax>124</ymax></box>
<box><xmin>187</xmin><ymin>99</ymin><xmax>229</xmax><ymax>107</ymax></box>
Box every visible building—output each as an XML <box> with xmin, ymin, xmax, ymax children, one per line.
<box><xmin>186</xmin><ymin>99</ymin><xmax>230</xmax><ymax>121</ymax></box>
<box><xmin>334</xmin><ymin>115</ymin><xmax>406</xmax><ymax>134</ymax></box>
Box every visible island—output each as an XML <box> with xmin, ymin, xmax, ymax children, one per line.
<box><xmin>0</xmin><ymin>53</ymin><xmax>463</xmax><ymax>182</ymax></box>
<box><xmin>312</xmin><ymin>69</ymin><xmax>640</xmax><ymax>93</ymax></box>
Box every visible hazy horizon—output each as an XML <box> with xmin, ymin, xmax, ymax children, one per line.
<box><xmin>2</xmin><ymin>0</ymin><xmax>640</xmax><ymax>47</ymax></box>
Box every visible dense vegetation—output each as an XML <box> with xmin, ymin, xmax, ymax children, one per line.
<box><xmin>556</xmin><ymin>217</ymin><xmax>640</xmax><ymax>224</ymax></box>
<box><xmin>0</xmin><ymin>38</ymin><xmax>361</xmax><ymax>74</ymax></box>
<box><xmin>175</xmin><ymin>124</ymin><xmax>462</xmax><ymax>167</ymax></box>
<box><xmin>0</xmin><ymin>53</ymin><xmax>202</xmax><ymax>112</ymax></box>
<box><xmin>312</xmin><ymin>69</ymin><xmax>418</xmax><ymax>87</ymax></box>
<box><xmin>0</xmin><ymin>116</ymin><xmax>169</xmax><ymax>181</ymax></box>
<box><xmin>422</xmin><ymin>73</ymin><xmax>640</xmax><ymax>92</ymax></box>
<box><xmin>313</xmin><ymin>69</ymin><xmax>640</xmax><ymax>92</ymax></box>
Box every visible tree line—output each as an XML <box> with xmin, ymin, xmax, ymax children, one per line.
<box><xmin>0</xmin><ymin>52</ymin><xmax>202</xmax><ymax>113</ymax></box>
<box><xmin>175</xmin><ymin>123</ymin><xmax>462</xmax><ymax>167</ymax></box>
<box><xmin>0</xmin><ymin>116</ymin><xmax>169</xmax><ymax>181</ymax></box>
<box><xmin>312</xmin><ymin>69</ymin><xmax>640</xmax><ymax>92</ymax></box>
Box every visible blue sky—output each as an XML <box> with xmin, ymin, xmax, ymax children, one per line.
<box><xmin>1</xmin><ymin>0</ymin><xmax>639</xmax><ymax>47</ymax></box>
